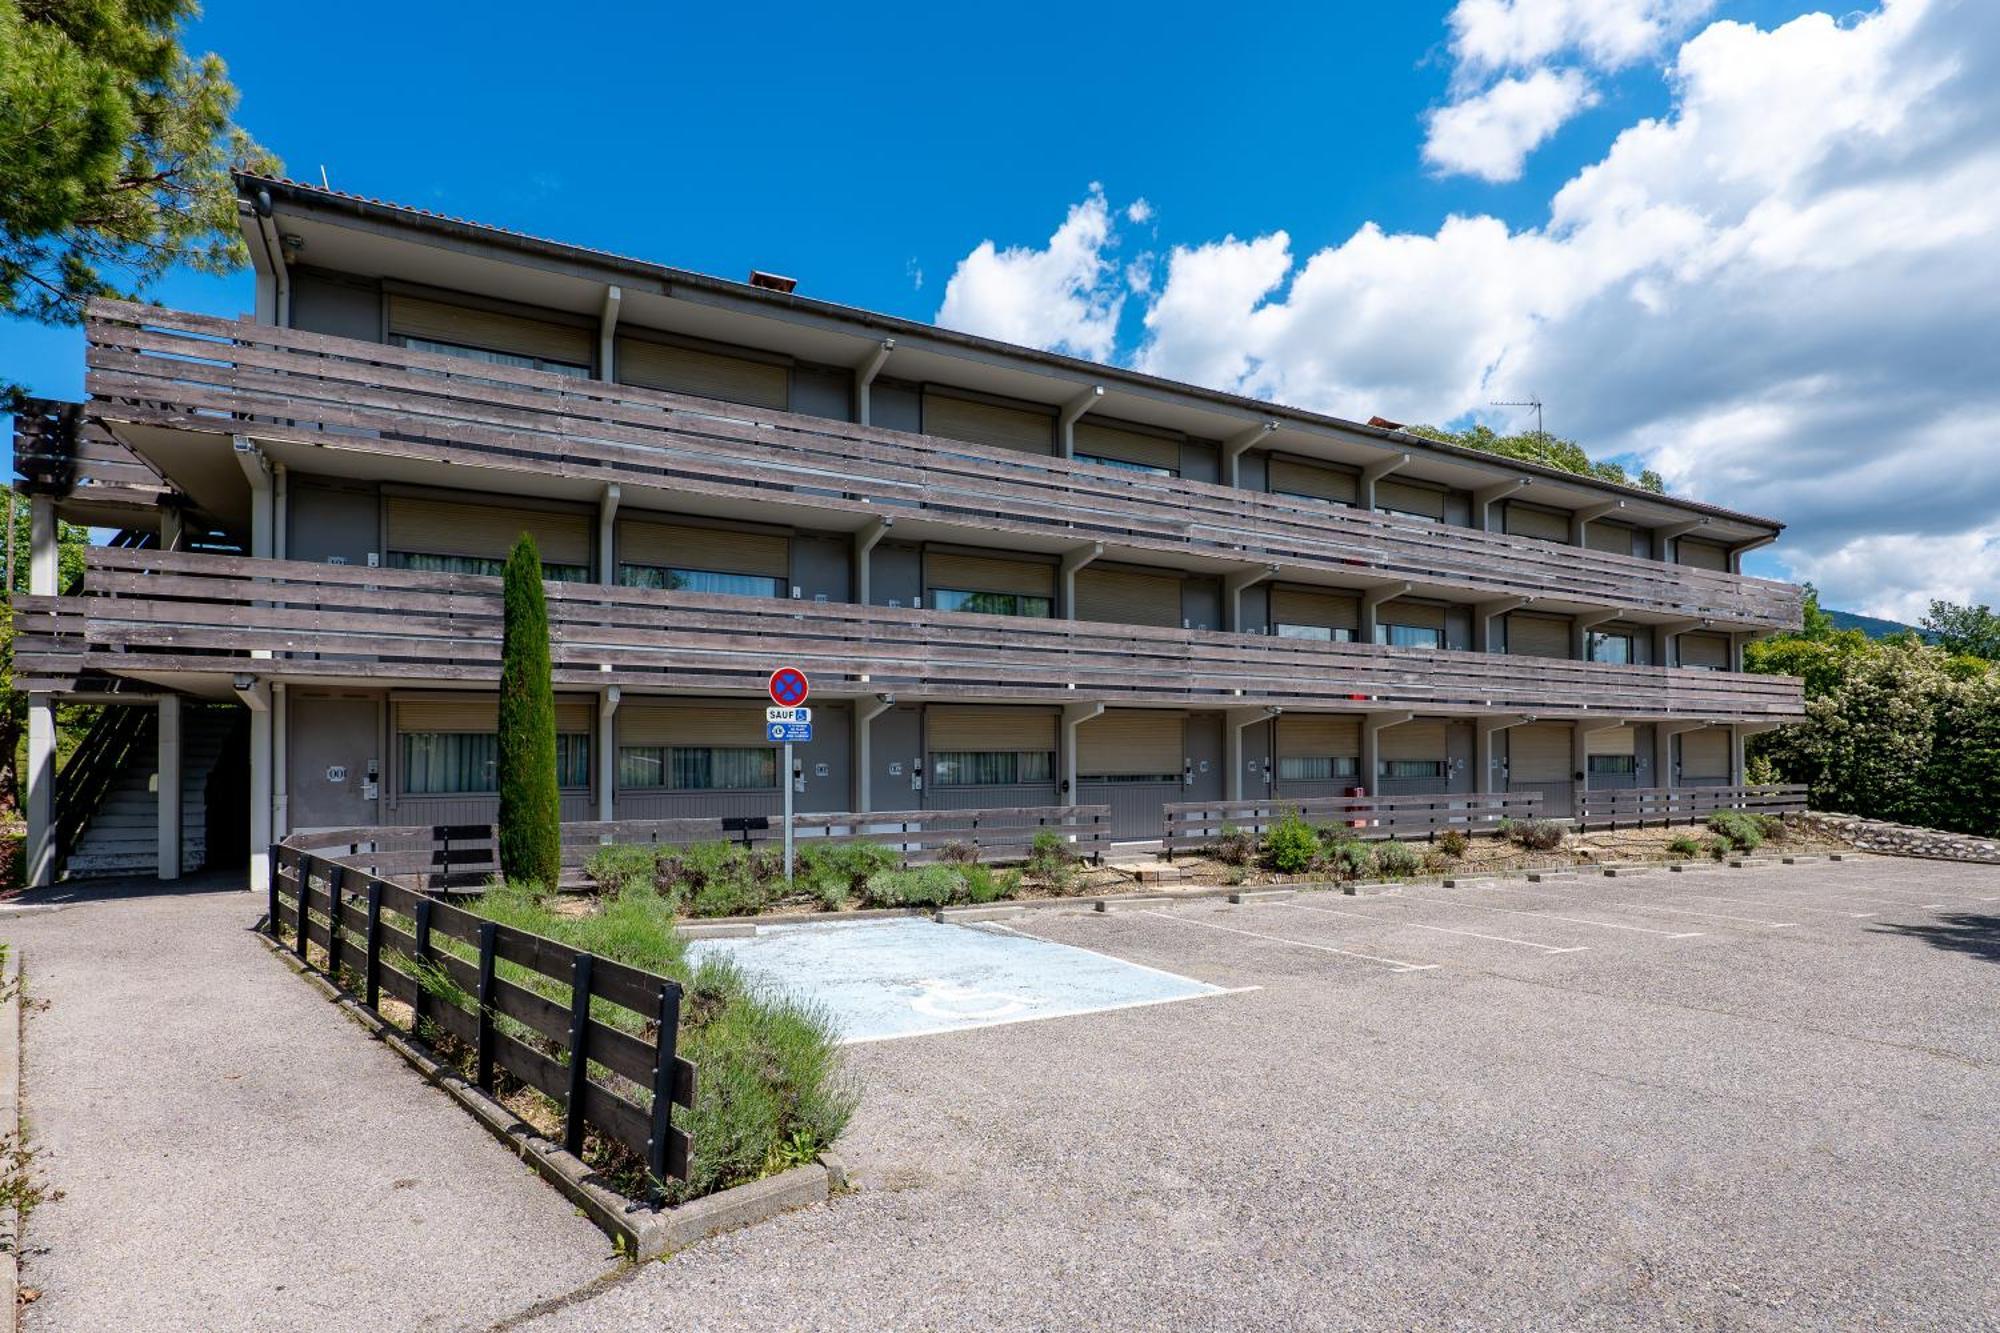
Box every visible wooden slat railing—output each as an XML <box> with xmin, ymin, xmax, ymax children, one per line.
<box><xmin>1575</xmin><ymin>785</ymin><xmax>1808</xmax><ymax>828</ymax></box>
<box><xmin>17</xmin><ymin>548</ymin><xmax>1808</xmax><ymax>721</ymax></box>
<box><xmin>1163</xmin><ymin>792</ymin><xmax>1544</xmax><ymax>853</ymax></box>
<box><xmin>82</xmin><ymin>300</ymin><xmax>1802</xmax><ymax>631</ymax></box>
<box><xmin>11</xmin><ymin>394</ymin><xmax>170</xmax><ymax>510</ymax></box>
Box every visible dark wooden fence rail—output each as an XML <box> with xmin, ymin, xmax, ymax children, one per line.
<box><xmin>270</xmin><ymin>843</ymin><xmax>696</xmax><ymax>1194</ymax></box>
<box><xmin>1575</xmin><ymin>784</ymin><xmax>1808</xmax><ymax>829</ymax></box>
<box><xmin>1163</xmin><ymin>792</ymin><xmax>1544</xmax><ymax>855</ymax></box>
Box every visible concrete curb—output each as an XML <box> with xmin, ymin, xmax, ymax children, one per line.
<box><xmin>1094</xmin><ymin>895</ymin><xmax>1174</xmax><ymax>913</ymax></box>
<box><xmin>1227</xmin><ymin>888</ymin><xmax>1296</xmax><ymax>904</ymax></box>
<box><xmin>2</xmin><ymin>948</ymin><xmax>20</xmax><ymax>1333</ymax></box>
<box><xmin>933</xmin><ymin>905</ymin><xmax>1026</xmax><ymax>924</ymax></box>
<box><xmin>259</xmin><ymin>937</ymin><xmax>838</xmax><ymax>1261</ymax></box>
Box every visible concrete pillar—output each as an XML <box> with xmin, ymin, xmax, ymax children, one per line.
<box><xmin>1571</xmin><ymin>501</ymin><xmax>1621</xmax><ymax>547</ymax></box>
<box><xmin>273</xmin><ymin>683</ymin><xmax>289</xmax><ymax>839</ymax></box>
<box><xmin>853</xmin><ymin>339</ymin><xmax>893</xmax><ymax>427</ymax></box>
<box><xmin>1574</xmin><ymin>611</ymin><xmax>1620</xmax><ymax>662</ymax></box>
<box><xmin>852</xmin><ymin>518</ymin><xmax>891</xmax><ymax>605</ymax></box>
<box><xmin>598</xmin><ymin>284</ymin><xmax>622</xmax><ymax>378</ymax></box>
<box><xmin>855</xmin><ymin>697</ymin><xmax>894</xmax><ymax>813</ymax></box>
<box><xmin>1224</xmin><ymin>565</ymin><xmax>1275</xmax><ymax>633</ymax></box>
<box><xmin>1060</xmin><ymin>703</ymin><xmax>1104</xmax><ymax>806</ymax></box>
<box><xmin>157</xmin><ymin>695</ymin><xmax>182</xmax><ymax>880</ymax></box>
<box><xmin>1224</xmin><ymin>708</ymin><xmax>1272</xmax><ymax>801</ymax></box>
<box><xmin>1057</xmin><ymin>385</ymin><xmax>1102</xmax><ymax>458</ymax></box>
<box><xmin>1060</xmin><ymin>544</ymin><xmax>1103</xmax><ymax>620</ymax></box>
<box><xmin>1472</xmin><ymin>480</ymin><xmax>1526</xmax><ymax>533</ymax></box>
<box><xmin>1473</xmin><ymin>598</ymin><xmax>1525</xmax><ymax>653</ymax></box>
<box><xmin>1361</xmin><ymin>712</ymin><xmax>1415</xmax><ymax>797</ymax></box>
<box><xmin>1730</xmin><ymin>724</ymin><xmax>1747</xmax><ymax>786</ymax></box>
<box><xmin>248</xmin><ymin>707</ymin><xmax>272</xmax><ymax>895</ymax></box>
<box><xmin>1360</xmin><ymin>583</ymin><xmax>1411</xmax><ymax>646</ymax></box>
<box><xmin>598</xmin><ymin>686</ymin><xmax>620</xmax><ymax>820</ymax></box>
<box><xmin>1358</xmin><ymin>453</ymin><xmax>1409</xmax><ymax>513</ymax></box>
<box><xmin>25</xmin><ymin>694</ymin><xmax>56</xmax><ymax>888</ymax></box>
<box><xmin>29</xmin><ymin>495</ymin><xmax>56</xmax><ymax>596</ymax></box>
<box><xmin>1221</xmin><ymin>422</ymin><xmax>1275</xmax><ymax>489</ymax></box>
<box><xmin>1656</xmin><ymin>722</ymin><xmax>1701</xmax><ymax>790</ymax></box>
<box><xmin>598</xmin><ymin>483</ymin><xmax>621</xmax><ymax>585</ymax></box>
<box><xmin>1475</xmin><ymin>715</ymin><xmax>1528</xmax><ymax>794</ymax></box>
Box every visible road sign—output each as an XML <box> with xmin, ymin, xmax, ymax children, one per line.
<box><xmin>768</xmin><ymin>667</ymin><xmax>810</xmax><ymax>707</ymax></box>
<box><xmin>765</xmin><ymin>705</ymin><xmax>811</xmax><ymax>724</ymax></box>
<box><xmin>767</xmin><ymin>722</ymin><xmax>813</xmax><ymax>743</ymax></box>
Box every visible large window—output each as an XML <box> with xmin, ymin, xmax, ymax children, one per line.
<box><xmin>388</xmin><ymin>551</ymin><xmax>591</xmax><ymax>583</ymax></box>
<box><xmin>619</xmin><ymin>565</ymin><xmax>785</xmax><ymax>598</ymax></box>
<box><xmin>618</xmin><ymin>745</ymin><xmax>777</xmax><ymax>791</ymax></box>
<box><xmin>932</xmin><ymin>588</ymin><xmax>1054</xmax><ymax>618</ymax></box>
<box><xmin>1588</xmin><ymin>755</ymin><xmax>1637</xmax><ymax>777</ymax></box>
<box><xmin>402</xmin><ymin>731</ymin><xmax>590</xmax><ymax>794</ymax></box>
<box><xmin>1588</xmin><ymin>631</ymin><xmax>1634</xmax><ymax>665</ymax></box>
<box><xmin>1379</xmin><ymin>759</ymin><xmax>1445</xmax><ymax>780</ymax></box>
<box><xmin>398</xmin><ymin>336</ymin><xmax>590</xmax><ymax>380</ymax></box>
<box><xmin>1276</xmin><ymin>623</ymin><xmax>1356</xmax><ymax>642</ymax></box>
<box><xmin>1374</xmin><ymin>623</ymin><xmax>1443</xmax><ymax>649</ymax></box>
<box><xmin>1075</xmin><ymin>452</ymin><xmax>1176</xmax><ymax>478</ymax></box>
<box><xmin>931</xmin><ymin>751</ymin><xmax>1055</xmax><ymax>787</ymax></box>
<box><xmin>1278</xmin><ymin>755</ymin><xmax>1359</xmax><ymax>782</ymax></box>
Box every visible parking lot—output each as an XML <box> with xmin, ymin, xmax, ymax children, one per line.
<box><xmin>527</xmin><ymin>854</ymin><xmax>2000</xmax><ymax>1331</ymax></box>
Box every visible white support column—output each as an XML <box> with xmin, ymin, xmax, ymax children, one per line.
<box><xmin>1571</xmin><ymin>500</ymin><xmax>1622</xmax><ymax>547</ymax></box>
<box><xmin>1655</xmin><ymin>720</ymin><xmax>1703</xmax><ymax>789</ymax></box>
<box><xmin>598</xmin><ymin>483</ymin><xmax>621</xmax><ymax>585</ymax></box>
<box><xmin>273</xmin><ymin>683</ymin><xmax>289</xmax><ymax>840</ymax></box>
<box><xmin>235</xmin><ymin>676</ymin><xmax>273</xmax><ymax>895</ymax></box>
<box><xmin>852</xmin><ymin>516</ymin><xmax>892</xmax><ymax>605</ymax></box>
<box><xmin>157</xmin><ymin>695</ymin><xmax>182</xmax><ymax>880</ymax></box>
<box><xmin>25</xmin><ymin>694</ymin><xmax>56</xmax><ymax>888</ymax></box>
<box><xmin>1360</xmin><ymin>582</ymin><xmax>1412</xmax><ymax>645</ymax></box>
<box><xmin>855</xmin><ymin>695</ymin><xmax>894</xmax><ymax>813</ymax></box>
<box><xmin>1573</xmin><ymin>609</ymin><xmax>1622</xmax><ymax>662</ymax></box>
<box><xmin>1473</xmin><ymin>597</ymin><xmax>1526</xmax><ymax>653</ymax></box>
<box><xmin>273</xmin><ymin>462</ymin><xmax>288</xmax><ymax>561</ymax></box>
<box><xmin>234</xmin><ymin>439</ymin><xmax>273</xmax><ymax>558</ymax></box>
<box><xmin>1057</xmin><ymin>385</ymin><xmax>1103</xmax><ymax>459</ymax></box>
<box><xmin>1361</xmin><ymin>711</ymin><xmax>1415</xmax><ymax>797</ymax></box>
<box><xmin>29</xmin><ymin>495</ymin><xmax>56</xmax><ymax>596</ymax></box>
<box><xmin>1223</xmin><ymin>564</ymin><xmax>1277</xmax><ymax>633</ymax></box>
<box><xmin>1224</xmin><ymin>707</ymin><xmax>1276</xmax><ymax>801</ymax></box>
<box><xmin>853</xmin><ymin>339</ymin><xmax>894</xmax><ymax>426</ymax></box>
<box><xmin>1654</xmin><ymin>617</ymin><xmax>1700</xmax><ymax>669</ymax></box>
<box><xmin>1221</xmin><ymin>421</ymin><xmax>1276</xmax><ymax>488</ymax></box>
<box><xmin>1060</xmin><ymin>542</ymin><xmax>1103</xmax><ymax>619</ymax></box>
<box><xmin>1358</xmin><ymin>452</ymin><xmax>1410</xmax><ymax>512</ymax></box>
<box><xmin>1727</xmin><ymin>533</ymin><xmax>1777</xmax><ymax>575</ymax></box>
<box><xmin>1475</xmin><ymin>714</ymin><xmax>1531</xmax><ymax>794</ymax></box>
<box><xmin>1471</xmin><ymin>479</ymin><xmax>1527</xmax><ymax>533</ymax></box>
<box><xmin>598</xmin><ymin>284</ymin><xmax>622</xmax><ymax>378</ymax></box>
<box><xmin>1060</xmin><ymin>702</ymin><xmax>1105</xmax><ymax>806</ymax></box>
<box><xmin>1575</xmin><ymin>717</ymin><xmax>1627</xmax><ymax>814</ymax></box>
<box><xmin>1653</xmin><ymin>518</ymin><xmax>1708</xmax><ymax>564</ymax></box>
<box><xmin>598</xmin><ymin>686</ymin><xmax>620</xmax><ymax>821</ymax></box>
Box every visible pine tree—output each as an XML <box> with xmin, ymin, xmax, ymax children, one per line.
<box><xmin>496</xmin><ymin>534</ymin><xmax>560</xmax><ymax>887</ymax></box>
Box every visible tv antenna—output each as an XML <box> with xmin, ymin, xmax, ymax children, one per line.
<box><xmin>1491</xmin><ymin>395</ymin><xmax>1546</xmax><ymax>463</ymax></box>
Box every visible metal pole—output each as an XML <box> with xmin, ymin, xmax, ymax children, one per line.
<box><xmin>783</xmin><ymin>739</ymin><xmax>795</xmax><ymax>886</ymax></box>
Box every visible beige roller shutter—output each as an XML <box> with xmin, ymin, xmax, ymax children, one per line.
<box><xmin>1271</xmin><ymin>587</ymin><xmax>1359</xmax><ymax>634</ymax></box>
<box><xmin>1378</xmin><ymin>599</ymin><xmax>1446</xmax><ymax>632</ymax></box>
<box><xmin>922</xmin><ymin>392</ymin><xmax>1054</xmax><ymax>455</ymax></box>
<box><xmin>1074</xmin><ymin>421</ymin><xmax>1180</xmax><ymax>473</ymax></box>
<box><xmin>1078</xmin><ymin>710</ymin><xmax>1183</xmax><ymax>777</ymax></box>
<box><xmin>1075</xmin><ymin>567</ymin><xmax>1182</xmax><ymax>627</ymax></box>
<box><xmin>1680</xmin><ymin>728</ymin><xmax>1730</xmax><ymax>778</ymax></box>
<box><xmin>1505</xmin><ymin>503</ymin><xmax>1570</xmax><ymax>542</ymax></box>
<box><xmin>928</xmin><ymin>707</ymin><xmax>1057</xmax><ymax>752</ymax></box>
<box><xmin>1587</xmin><ymin>521</ymin><xmax>1635</xmax><ymax>555</ymax></box>
<box><xmin>620</xmin><ymin>704</ymin><xmax>768</xmax><ymax>748</ymax></box>
<box><xmin>1379</xmin><ymin>720</ymin><xmax>1446</xmax><ymax>762</ymax></box>
<box><xmin>1375</xmin><ymin>479</ymin><xmax>1446</xmax><ymax>520</ymax></box>
<box><xmin>619</xmin><ymin>521</ymin><xmax>789</xmax><ymax>577</ymax></box>
<box><xmin>399</xmin><ymin>697</ymin><xmax>591</xmax><ymax>732</ymax></box>
<box><xmin>1278</xmin><ymin>715</ymin><xmax>1361</xmax><ymax>759</ymax></box>
<box><xmin>388</xmin><ymin>295</ymin><xmax>592</xmax><ymax>368</ymax></box>
<box><xmin>925</xmin><ymin>551</ymin><xmax>1055</xmax><ymax>597</ymax></box>
<box><xmin>1508</xmin><ymin>613</ymin><xmax>1573</xmax><ymax>659</ymax></box>
<box><xmin>617</xmin><ymin>336</ymin><xmax>788</xmax><ymax>410</ymax></box>
<box><xmin>1269</xmin><ymin>459</ymin><xmax>1359</xmax><ymax>505</ymax></box>
<box><xmin>1586</xmin><ymin>726</ymin><xmax>1637</xmax><ymax>756</ymax></box>
<box><xmin>387</xmin><ymin>497</ymin><xmax>591</xmax><ymax>568</ymax></box>
<box><xmin>1679</xmin><ymin>633</ymin><xmax>1730</xmax><ymax>669</ymax></box>
<box><xmin>1509</xmin><ymin>723</ymin><xmax>1573</xmax><ymax>781</ymax></box>
<box><xmin>1678</xmin><ymin>539</ymin><xmax>1729</xmax><ymax>571</ymax></box>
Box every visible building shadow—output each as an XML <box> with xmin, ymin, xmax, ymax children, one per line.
<box><xmin>1871</xmin><ymin>913</ymin><xmax>2000</xmax><ymax>964</ymax></box>
<box><xmin>0</xmin><ymin>866</ymin><xmax>250</xmax><ymax>909</ymax></box>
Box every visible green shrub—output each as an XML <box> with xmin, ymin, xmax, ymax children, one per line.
<box><xmin>1436</xmin><ymin>827</ymin><xmax>1470</xmax><ymax>858</ymax></box>
<box><xmin>1373</xmin><ymin>840</ymin><xmax>1420</xmax><ymax>877</ymax></box>
<box><xmin>1210</xmin><ymin>825</ymin><xmax>1256</xmax><ymax>867</ymax></box>
<box><xmin>1706</xmin><ymin>811</ymin><xmax>1766</xmax><ymax>851</ymax></box>
<box><xmin>1028</xmin><ymin>830</ymin><xmax>1082</xmax><ymax>892</ymax></box>
<box><xmin>862</xmin><ymin>865</ymin><xmax>963</xmax><ymax>909</ymax></box>
<box><xmin>1263</xmin><ymin>812</ymin><xmax>1321</xmax><ymax>874</ymax></box>
<box><xmin>496</xmin><ymin>533</ymin><xmax>561</xmax><ymax>887</ymax></box>
<box><xmin>1665</xmin><ymin>833</ymin><xmax>1702</xmax><ymax>857</ymax></box>
<box><xmin>936</xmin><ymin>839</ymin><xmax>979</xmax><ymax>865</ymax></box>
<box><xmin>690</xmin><ymin>874</ymin><xmax>766</xmax><ymax>919</ymax></box>
<box><xmin>1421</xmin><ymin>848</ymin><xmax>1449</xmax><ymax>874</ymax></box>
<box><xmin>958</xmin><ymin>864</ymin><xmax>1020</xmax><ymax>904</ymax></box>
<box><xmin>1507</xmin><ymin>818</ymin><xmax>1566</xmax><ymax>852</ymax></box>
<box><xmin>1319</xmin><ymin>833</ymin><xmax>1374</xmax><ymax>878</ymax></box>
<box><xmin>797</xmin><ymin>841</ymin><xmax>900</xmax><ymax>910</ymax></box>
<box><xmin>585</xmin><ymin>844</ymin><xmax>658</xmax><ymax>899</ymax></box>
<box><xmin>1704</xmin><ymin>835</ymin><xmax>1732</xmax><ymax>860</ymax></box>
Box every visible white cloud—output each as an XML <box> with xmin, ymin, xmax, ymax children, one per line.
<box><xmin>1126</xmin><ymin>198</ymin><xmax>1155</xmax><ymax>224</ymax></box>
<box><xmin>934</xmin><ymin>185</ymin><xmax>1124</xmax><ymax>361</ymax></box>
<box><xmin>1423</xmin><ymin>68</ymin><xmax>1601</xmax><ymax>182</ymax></box>
<box><xmin>1447</xmin><ymin>0</ymin><xmax>1718</xmax><ymax>76</ymax></box>
<box><xmin>1786</xmin><ymin>529</ymin><xmax>2000</xmax><ymax>624</ymax></box>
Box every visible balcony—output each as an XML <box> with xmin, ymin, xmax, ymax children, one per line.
<box><xmin>79</xmin><ymin>299</ymin><xmax>1803</xmax><ymax>633</ymax></box>
<box><xmin>14</xmin><ymin>549</ymin><xmax>1806</xmax><ymax>724</ymax></box>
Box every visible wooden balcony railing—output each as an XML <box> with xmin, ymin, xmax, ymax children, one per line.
<box><xmin>82</xmin><ymin>299</ymin><xmax>1802</xmax><ymax>631</ymax></box>
<box><xmin>16</xmin><ymin>549</ymin><xmax>1806</xmax><ymax>722</ymax></box>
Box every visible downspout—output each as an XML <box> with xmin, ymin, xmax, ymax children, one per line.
<box><xmin>252</xmin><ymin>187</ymin><xmax>291</xmax><ymax>327</ymax></box>
<box><xmin>854</xmin><ymin>339</ymin><xmax>894</xmax><ymax>426</ymax></box>
<box><xmin>1060</xmin><ymin>702</ymin><xmax>1105</xmax><ymax>807</ymax></box>
<box><xmin>855</xmin><ymin>694</ymin><xmax>895</xmax><ymax>813</ymax></box>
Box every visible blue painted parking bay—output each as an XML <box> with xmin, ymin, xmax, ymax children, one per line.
<box><xmin>687</xmin><ymin>917</ymin><xmax>1238</xmax><ymax>1043</ymax></box>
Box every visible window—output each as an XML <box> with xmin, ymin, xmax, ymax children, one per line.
<box><xmin>1378</xmin><ymin>507</ymin><xmax>1440</xmax><ymax>523</ymax></box>
<box><xmin>619</xmin><ymin>565</ymin><xmax>785</xmax><ymax>598</ymax></box>
<box><xmin>388</xmin><ymin>551</ymin><xmax>591</xmax><ymax>583</ymax></box>
<box><xmin>1074</xmin><ymin>452</ymin><xmax>1177</xmax><ymax>478</ymax></box>
<box><xmin>1588</xmin><ymin>632</ymin><xmax>1634</xmax><ymax>665</ymax></box>
<box><xmin>618</xmin><ymin>745</ymin><xmax>776</xmax><ymax>791</ymax></box>
<box><xmin>932</xmin><ymin>588</ymin><xmax>1054</xmax><ymax>618</ymax></box>
<box><xmin>1379</xmin><ymin>759</ymin><xmax>1445</xmax><ymax>780</ymax></box>
<box><xmin>402</xmin><ymin>731</ymin><xmax>589</xmax><ymax>794</ymax></box>
<box><xmin>398</xmin><ymin>335</ymin><xmax>590</xmax><ymax>379</ymax></box>
<box><xmin>1588</xmin><ymin>755</ymin><xmax>1637</xmax><ymax>776</ymax></box>
<box><xmin>1275</xmin><ymin>623</ymin><xmax>1356</xmax><ymax>642</ymax></box>
<box><xmin>1278</xmin><ymin>755</ymin><xmax>1359</xmax><ymax>781</ymax></box>
<box><xmin>930</xmin><ymin>751</ymin><xmax>1055</xmax><ymax>786</ymax></box>
<box><xmin>1373</xmin><ymin>623</ymin><xmax>1443</xmax><ymax>649</ymax></box>
<box><xmin>1272</xmin><ymin>490</ymin><xmax>1353</xmax><ymax>508</ymax></box>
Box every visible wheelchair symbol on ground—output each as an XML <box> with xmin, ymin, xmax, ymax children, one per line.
<box><xmin>908</xmin><ymin>979</ymin><xmax>1030</xmax><ymax>1021</ymax></box>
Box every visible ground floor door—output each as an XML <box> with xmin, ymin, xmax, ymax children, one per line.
<box><xmin>288</xmin><ymin>694</ymin><xmax>382</xmax><ymax>831</ymax></box>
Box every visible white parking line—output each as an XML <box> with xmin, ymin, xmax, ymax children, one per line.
<box><xmin>1382</xmin><ymin>894</ymin><xmax>1705</xmax><ymax>939</ymax></box>
<box><xmin>1472</xmin><ymin>883</ymin><xmax>1797</xmax><ymax>929</ymax></box>
<box><xmin>1137</xmin><ymin>910</ymin><xmax>1440</xmax><ymax>973</ymax></box>
<box><xmin>1279</xmin><ymin>900</ymin><xmax>1589</xmax><ymax>954</ymax></box>
<box><xmin>1633</xmin><ymin>887</ymin><xmax>1878</xmax><ymax>919</ymax></box>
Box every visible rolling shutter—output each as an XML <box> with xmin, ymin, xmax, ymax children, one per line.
<box><xmin>1679</xmin><ymin>634</ymin><xmax>1730</xmax><ymax>669</ymax></box>
<box><xmin>1508</xmin><ymin>723</ymin><xmax>1572</xmax><ymax>781</ymax></box>
<box><xmin>388</xmin><ymin>295</ymin><xmax>593</xmax><ymax>368</ymax></box>
<box><xmin>619</xmin><ymin>521</ymin><xmax>789</xmax><ymax>577</ymax></box>
<box><xmin>387</xmin><ymin>497</ymin><xmax>591</xmax><ymax>568</ymax></box>
<box><xmin>927</xmin><ymin>707</ymin><xmax>1057</xmax><ymax>752</ymax></box>
<box><xmin>620</xmin><ymin>704</ymin><xmax>768</xmax><ymax>747</ymax></box>
<box><xmin>1074</xmin><ymin>421</ymin><xmax>1180</xmax><ymax>473</ymax></box>
<box><xmin>617</xmin><ymin>336</ymin><xmax>789</xmax><ymax>410</ymax></box>
<box><xmin>925</xmin><ymin>551</ymin><xmax>1055</xmax><ymax>597</ymax></box>
<box><xmin>1078</xmin><ymin>710</ymin><xmax>1183</xmax><ymax>777</ymax></box>
<box><xmin>1586</xmin><ymin>727</ymin><xmax>1636</xmax><ymax>756</ymax></box>
<box><xmin>1379</xmin><ymin>720</ymin><xmax>1446</xmax><ymax>762</ymax></box>
<box><xmin>1505</xmin><ymin>503</ymin><xmax>1570</xmax><ymax>543</ymax></box>
<box><xmin>1678</xmin><ymin>539</ymin><xmax>1729</xmax><ymax>571</ymax></box>
<box><xmin>399</xmin><ymin>697</ymin><xmax>592</xmax><ymax>732</ymax></box>
<box><xmin>1680</xmin><ymin>728</ymin><xmax>1730</xmax><ymax>779</ymax></box>
<box><xmin>1268</xmin><ymin>458</ymin><xmax>1358</xmax><ymax>505</ymax></box>
<box><xmin>1075</xmin><ymin>567</ymin><xmax>1182</xmax><ymax>627</ymax></box>
<box><xmin>1271</xmin><ymin>587</ymin><xmax>1359</xmax><ymax>634</ymax></box>
<box><xmin>1587</xmin><ymin>522</ymin><xmax>1636</xmax><ymax>556</ymax></box>
<box><xmin>1378</xmin><ymin>600</ymin><xmax>1446</xmax><ymax>632</ymax></box>
<box><xmin>922</xmin><ymin>392</ymin><xmax>1054</xmax><ymax>454</ymax></box>
<box><xmin>1508</xmin><ymin>614</ymin><xmax>1573</xmax><ymax>659</ymax></box>
<box><xmin>1277</xmin><ymin>715</ymin><xmax>1361</xmax><ymax>760</ymax></box>
<box><xmin>1375</xmin><ymin>479</ymin><xmax>1446</xmax><ymax>520</ymax></box>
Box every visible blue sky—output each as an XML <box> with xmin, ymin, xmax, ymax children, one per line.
<box><xmin>5</xmin><ymin>0</ymin><xmax>1997</xmax><ymax>618</ymax></box>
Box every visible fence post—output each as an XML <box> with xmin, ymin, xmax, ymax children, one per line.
<box><xmin>269</xmin><ymin>847</ymin><xmax>283</xmax><ymax>939</ymax></box>
<box><xmin>475</xmin><ymin>922</ymin><xmax>498</xmax><ymax>1093</ymax></box>
<box><xmin>412</xmin><ymin>897</ymin><xmax>434</xmax><ymax>1031</ymax></box>
<box><xmin>563</xmin><ymin>952</ymin><xmax>594</xmax><ymax>1157</ymax></box>
<box><xmin>293</xmin><ymin>857</ymin><xmax>311</xmax><ymax>961</ymax></box>
<box><xmin>364</xmin><ymin>882</ymin><xmax>383</xmax><ymax>1010</ymax></box>
<box><xmin>325</xmin><ymin>863</ymin><xmax>345</xmax><ymax>978</ymax></box>
<box><xmin>646</xmin><ymin>979</ymin><xmax>684</xmax><ymax>1200</ymax></box>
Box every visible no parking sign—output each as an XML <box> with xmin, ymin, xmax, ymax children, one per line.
<box><xmin>768</xmin><ymin>666</ymin><xmax>810</xmax><ymax>707</ymax></box>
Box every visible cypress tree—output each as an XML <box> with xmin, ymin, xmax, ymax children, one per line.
<box><xmin>497</xmin><ymin>533</ymin><xmax>561</xmax><ymax>887</ymax></box>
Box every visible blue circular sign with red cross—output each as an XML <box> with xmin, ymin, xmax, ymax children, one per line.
<box><xmin>768</xmin><ymin>667</ymin><xmax>810</xmax><ymax>707</ymax></box>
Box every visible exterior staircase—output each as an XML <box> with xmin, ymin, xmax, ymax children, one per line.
<box><xmin>60</xmin><ymin>703</ymin><xmax>244</xmax><ymax>879</ymax></box>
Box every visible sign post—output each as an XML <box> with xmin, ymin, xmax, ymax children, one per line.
<box><xmin>767</xmin><ymin>668</ymin><xmax>812</xmax><ymax>885</ymax></box>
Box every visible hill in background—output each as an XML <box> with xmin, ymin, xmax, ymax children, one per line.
<box><xmin>1826</xmin><ymin>608</ymin><xmax>1934</xmax><ymax>640</ymax></box>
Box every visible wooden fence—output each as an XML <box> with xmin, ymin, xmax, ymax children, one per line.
<box><xmin>270</xmin><ymin>843</ymin><xmax>696</xmax><ymax>1194</ymax></box>
<box><xmin>1162</xmin><ymin>792</ymin><xmax>1544</xmax><ymax>855</ymax></box>
<box><xmin>1575</xmin><ymin>784</ymin><xmax>1808</xmax><ymax>829</ymax></box>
